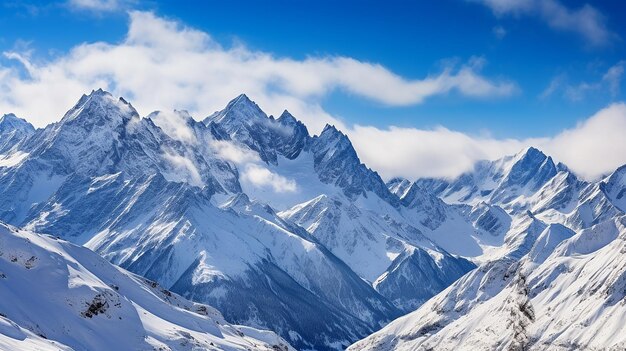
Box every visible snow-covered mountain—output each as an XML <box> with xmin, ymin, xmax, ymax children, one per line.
<box><xmin>415</xmin><ymin>147</ymin><xmax>569</xmax><ymax>212</ymax></box>
<box><xmin>0</xmin><ymin>221</ymin><xmax>293</xmax><ymax>351</ymax></box>
<box><xmin>402</xmin><ymin>147</ymin><xmax>625</xmax><ymax>259</ymax></box>
<box><xmin>0</xmin><ymin>90</ymin><xmax>482</xmax><ymax>350</ymax></box>
<box><xmin>350</xmin><ymin>147</ymin><xmax>626</xmax><ymax>351</ymax></box>
<box><xmin>279</xmin><ymin>193</ymin><xmax>474</xmax><ymax>312</ymax></box>
<box><xmin>4</xmin><ymin>89</ymin><xmax>625</xmax><ymax>351</ymax></box>
<box><xmin>349</xmin><ymin>215</ymin><xmax>626</xmax><ymax>351</ymax></box>
<box><xmin>0</xmin><ymin>113</ymin><xmax>35</xmax><ymax>154</ymax></box>
<box><xmin>0</xmin><ymin>90</ymin><xmax>407</xmax><ymax>350</ymax></box>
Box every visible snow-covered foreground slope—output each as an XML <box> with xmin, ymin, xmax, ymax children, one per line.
<box><xmin>0</xmin><ymin>222</ymin><xmax>293</xmax><ymax>351</ymax></box>
<box><xmin>350</xmin><ymin>215</ymin><xmax>626</xmax><ymax>351</ymax></box>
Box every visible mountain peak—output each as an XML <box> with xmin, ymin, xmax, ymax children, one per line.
<box><xmin>515</xmin><ymin>146</ymin><xmax>547</xmax><ymax>162</ymax></box>
<box><xmin>61</xmin><ymin>89</ymin><xmax>139</xmax><ymax>125</ymax></box>
<box><xmin>314</xmin><ymin>124</ymin><xmax>353</xmax><ymax>154</ymax></box>
<box><xmin>224</xmin><ymin>93</ymin><xmax>262</xmax><ymax>114</ymax></box>
<box><xmin>0</xmin><ymin>113</ymin><xmax>36</xmax><ymax>152</ymax></box>
<box><xmin>91</xmin><ymin>87</ymin><xmax>108</xmax><ymax>96</ymax></box>
<box><xmin>0</xmin><ymin>113</ymin><xmax>34</xmax><ymax>132</ymax></box>
<box><xmin>321</xmin><ymin>123</ymin><xmax>339</xmax><ymax>134</ymax></box>
<box><xmin>387</xmin><ymin>177</ymin><xmax>412</xmax><ymax>198</ymax></box>
<box><xmin>277</xmin><ymin>110</ymin><xmax>309</xmax><ymax>136</ymax></box>
<box><xmin>278</xmin><ymin>109</ymin><xmax>295</xmax><ymax>122</ymax></box>
<box><xmin>206</xmin><ymin>93</ymin><xmax>267</xmax><ymax>128</ymax></box>
<box><xmin>232</xmin><ymin>93</ymin><xmax>251</xmax><ymax>102</ymax></box>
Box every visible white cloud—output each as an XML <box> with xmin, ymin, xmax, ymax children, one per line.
<box><xmin>211</xmin><ymin>140</ymin><xmax>261</xmax><ymax>165</ymax></box>
<box><xmin>540</xmin><ymin>74</ymin><xmax>566</xmax><ymax>99</ymax></box>
<box><xmin>241</xmin><ymin>164</ymin><xmax>297</xmax><ymax>193</ymax></box>
<box><xmin>0</xmin><ymin>11</ymin><xmax>515</xmax><ymax>131</ymax></box>
<box><xmin>162</xmin><ymin>150</ymin><xmax>203</xmax><ymax>187</ymax></box>
<box><xmin>471</xmin><ymin>0</ymin><xmax>614</xmax><ymax>46</ymax></box>
<box><xmin>210</xmin><ymin>140</ymin><xmax>298</xmax><ymax>193</ymax></box>
<box><xmin>543</xmin><ymin>103</ymin><xmax>626</xmax><ymax>179</ymax></box>
<box><xmin>150</xmin><ymin>110</ymin><xmax>197</xmax><ymax>144</ymax></box>
<box><xmin>347</xmin><ymin>102</ymin><xmax>626</xmax><ymax>181</ymax></box>
<box><xmin>348</xmin><ymin>125</ymin><xmax>533</xmax><ymax>180</ymax></box>
<box><xmin>603</xmin><ymin>61</ymin><xmax>625</xmax><ymax>97</ymax></box>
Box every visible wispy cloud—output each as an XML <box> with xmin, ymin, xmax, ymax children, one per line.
<box><xmin>67</xmin><ymin>0</ymin><xmax>132</xmax><ymax>12</ymax></box>
<box><xmin>541</xmin><ymin>62</ymin><xmax>625</xmax><ymax>101</ymax></box>
<box><xmin>470</xmin><ymin>0</ymin><xmax>615</xmax><ymax>47</ymax></box>
<box><xmin>241</xmin><ymin>164</ymin><xmax>297</xmax><ymax>193</ymax></box>
<box><xmin>0</xmin><ymin>11</ymin><xmax>516</xmax><ymax>132</ymax></box>
<box><xmin>539</xmin><ymin>73</ymin><xmax>566</xmax><ymax>99</ymax></box>
<box><xmin>493</xmin><ymin>25</ymin><xmax>507</xmax><ymax>39</ymax></box>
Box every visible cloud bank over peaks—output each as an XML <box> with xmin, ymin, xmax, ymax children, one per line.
<box><xmin>0</xmin><ymin>10</ymin><xmax>515</xmax><ymax>132</ymax></box>
<box><xmin>349</xmin><ymin>102</ymin><xmax>626</xmax><ymax>181</ymax></box>
<box><xmin>1</xmin><ymin>10</ymin><xmax>624</xmax><ymax>183</ymax></box>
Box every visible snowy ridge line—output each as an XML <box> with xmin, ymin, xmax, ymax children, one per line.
<box><xmin>0</xmin><ymin>221</ymin><xmax>293</xmax><ymax>351</ymax></box>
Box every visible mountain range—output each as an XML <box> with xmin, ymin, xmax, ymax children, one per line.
<box><xmin>0</xmin><ymin>89</ymin><xmax>624</xmax><ymax>350</ymax></box>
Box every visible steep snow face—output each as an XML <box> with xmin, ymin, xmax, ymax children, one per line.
<box><xmin>490</xmin><ymin>147</ymin><xmax>558</xmax><ymax>205</ymax></box>
<box><xmin>350</xmin><ymin>215</ymin><xmax>626</xmax><ymax>351</ymax></box>
<box><xmin>466</xmin><ymin>202</ymin><xmax>511</xmax><ymax>238</ymax></box>
<box><xmin>387</xmin><ymin>182</ymin><xmax>488</xmax><ymax>259</ymax></box>
<box><xmin>0</xmin><ymin>114</ymin><xmax>35</xmax><ymax>154</ymax></box>
<box><xmin>307</xmin><ymin>125</ymin><xmax>398</xmax><ymax>205</ymax></box>
<box><xmin>527</xmin><ymin>223</ymin><xmax>575</xmax><ymax>264</ymax></box>
<box><xmin>399</xmin><ymin>183</ymin><xmax>449</xmax><ymax>230</ymax></box>
<box><xmin>602</xmin><ymin>165</ymin><xmax>626</xmax><ymax>212</ymax></box>
<box><xmin>25</xmin><ymin>89</ymin><xmax>141</xmax><ymax>175</ymax></box>
<box><xmin>279</xmin><ymin>193</ymin><xmax>475</xmax><ymax>312</ymax></box>
<box><xmin>559</xmin><ymin>166</ymin><xmax>626</xmax><ymax>231</ymax></box>
<box><xmin>531</xmin><ymin>171</ymin><xmax>586</xmax><ymax>215</ymax></box>
<box><xmin>0</xmin><ymin>222</ymin><xmax>293</xmax><ymax>351</ymax></box>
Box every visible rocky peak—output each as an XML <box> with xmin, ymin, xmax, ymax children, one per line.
<box><xmin>0</xmin><ymin>113</ymin><xmax>36</xmax><ymax>153</ymax></box>
<box><xmin>205</xmin><ymin>93</ymin><xmax>267</xmax><ymax>129</ymax></box>
<box><xmin>490</xmin><ymin>147</ymin><xmax>558</xmax><ymax>204</ymax></box>
<box><xmin>314</xmin><ymin>124</ymin><xmax>353</xmax><ymax>154</ymax></box>
<box><xmin>60</xmin><ymin>89</ymin><xmax>140</xmax><ymax>127</ymax></box>
<box><xmin>273</xmin><ymin>110</ymin><xmax>309</xmax><ymax>159</ymax></box>
<box><xmin>0</xmin><ymin>113</ymin><xmax>35</xmax><ymax>133</ymax></box>
<box><xmin>309</xmin><ymin>124</ymin><xmax>398</xmax><ymax>206</ymax></box>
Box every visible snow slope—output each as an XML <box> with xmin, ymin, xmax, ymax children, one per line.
<box><xmin>0</xmin><ymin>221</ymin><xmax>293</xmax><ymax>351</ymax></box>
<box><xmin>280</xmin><ymin>193</ymin><xmax>474</xmax><ymax>312</ymax></box>
<box><xmin>350</xmin><ymin>215</ymin><xmax>626</xmax><ymax>351</ymax></box>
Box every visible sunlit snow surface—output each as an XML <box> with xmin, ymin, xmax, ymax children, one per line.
<box><xmin>0</xmin><ymin>222</ymin><xmax>293</xmax><ymax>351</ymax></box>
<box><xmin>350</xmin><ymin>218</ymin><xmax>626</xmax><ymax>351</ymax></box>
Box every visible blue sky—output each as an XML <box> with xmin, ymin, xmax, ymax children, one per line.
<box><xmin>1</xmin><ymin>0</ymin><xmax>625</xmax><ymax>179</ymax></box>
